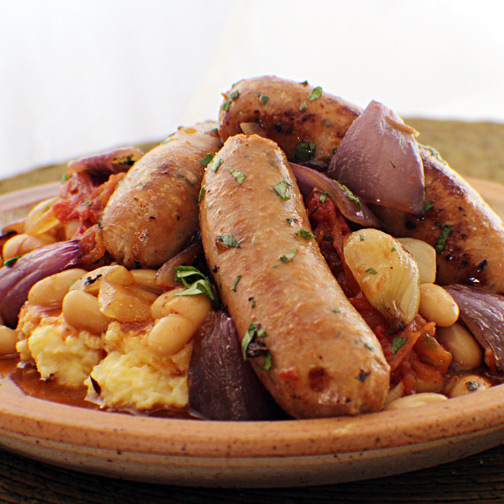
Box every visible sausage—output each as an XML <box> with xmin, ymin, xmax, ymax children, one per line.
<box><xmin>374</xmin><ymin>147</ymin><xmax>504</xmax><ymax>292</ymax></box>
<box><xmin>219</xmin><ymin>76</ymin><xmax>504</xmax><ymax>294</ymax></box>
<box><xmin>101</xmin><ymin>122</ymin><xmax>222</xmax><ymax>268</ymax></box>
<box><xmin>219</xmin><ymin>76</ymin><xmax>361</xmax><ymax>168</ymax></box>
<box><xmin>199</xmin><ymin>134</ymin><xmax>390</xmax><ymax>418</ymax></box>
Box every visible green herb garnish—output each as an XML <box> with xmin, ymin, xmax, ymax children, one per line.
<box><xmin>208</xmin><ymin>155</ymin><xmax>223</xmax><ymax>173</ymax></box>
<box><xmin>435</xmin><ymin>225</ymin><xmax>452</xmax><ymax>254</ymax></box>
<box><xmin>391</xmin><ymin>337</ymin><xmax>407</xmax><ymax>354</ymax></box>
<box><xmin>4</xmin><ymin>255</ymin><xmax>21</xmax><ymax>267</ymax></box>
<box><xmin>299</xmin><ymin>102</ymin><xmax>307</xmax><ymax>112</ymax></box>
<box><xmin>198</xmin><ymin>185</ymin><xmax>205</xmax><ymax>203</ymax></box>
<box><xmin>173</xmin><ymin>266</ymin><xmax>214</xmax><ymax>301</ymax></box>
<box><xmin>199</xmin><ymin>153</ymin><xmax>214</xmax><ymax>167</ymax></box>
<box><xmin>334</xmin><ymin>180</ymin><xmax>362</xmax><ymax>209</ymax></box>
<box><xmin>274</xmin><ymin>180</ymin><xmax>292</xmax><ymax>200</ymax></box>
<box><xmin>222</xmin><ymin>90</ymin><xmax>239</xmax><ymax>111</ymax></box>
<box><xmin>216</xmin><ymin>233</ymin><xmax>240</xmax><ymax>248</ymax></box>
<box><xmin>365</xmin><ymin>267</ymin><xmax>378</xmax><ymax>275</ymax></box>
<box><xmin>308</xmin><ymin>86</ymin><xmax>322</xmax><ymax>101</ymax></box>
<box><xmin>294</xmin><ymin>142</ymin><xmax>316</xmax><ymax>162</ymax></box>
<box><xmin>231</xmin><ymin>275</ymin><xmax>242</xmax><ymax>292</ymax></box>
<box><xmin>227</xmin><ymin>167</ymin><xmax>246</xmax><ymax>184</ymax></box>
<box><xmin>296</xmin><ymin>229</ymin><xmax>314</xmax><ymax>240</ymax></box>
<box><xmin>280</xmin><ymin>248</ymin><xmax>297</xmax><ymax>263</ymax></box>
<box><xmin>260</xmin><ymin>94</ymin><xmax>269</xmax><ymax>104</ymax></box>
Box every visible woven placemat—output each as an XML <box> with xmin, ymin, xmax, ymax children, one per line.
<box><xmin>1</xmin><ymin>120</ymin><xmax>503</xmax><ymax>194</ymax></box>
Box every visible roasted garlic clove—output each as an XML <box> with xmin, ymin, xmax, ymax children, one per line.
<box><xmin>343</xmin><ymin>228</ymin><xmax>420</xmax><ymax>327</ymax></box>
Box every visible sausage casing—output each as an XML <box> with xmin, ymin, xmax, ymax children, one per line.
<box><xmin>101</xmin><ymin>122</ymin><xmax>222</xmax><ymax>268</ymax></box>
<box><xmin>199</xmin><ymin>134</ymin><xmax>390</xmax><ymax>418</ymax></box>
<box><xmin>219</xmin><ymin>76</ymin><xmax>361</xmax><ymax>168</ymax></box>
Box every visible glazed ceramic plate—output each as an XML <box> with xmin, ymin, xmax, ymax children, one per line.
<box><xmin>0</xmin><ymin>179</ymin><xmax>504</xmax><ymax>489</ymax></box>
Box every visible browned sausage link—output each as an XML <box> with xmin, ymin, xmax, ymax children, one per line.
<box><xmin>221</xmin><ymin>76</ymin><xmax>504</xmax><ymax>294</ymax></box>
<box><xmin>374</xmin><ymin>146</ymin><xmax>504</xmax><ymax>292</ymax></box>
<box><xmin>199</xmin><ymin>134</ymin><xmax>389</xmax><ymax>418</ymax></box>
<box><xmin>101</xmin><ymin>122</ymin><xmax>222</xmax><ymax>269</ymax></box>
<box><xmin>219</xmin><ymin>76</ymin><xmax>361</xmax><ymax>168</ymax></box>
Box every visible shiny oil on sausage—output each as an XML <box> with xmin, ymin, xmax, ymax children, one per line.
<box><xmin>101</xmin><ymin>122</ymin><xmax>222</xmax><ymax>268</ymax></box>
<box><xmin>199</xmin><ymin>134</ymin><xmax>390</xmax><ymax>418</ymax></box>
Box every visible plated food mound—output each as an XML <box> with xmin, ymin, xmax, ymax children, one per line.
<box><xmin>1</xmin><ymin>75</ymin><xmax>504</xmax><ymax>420</ymax></box>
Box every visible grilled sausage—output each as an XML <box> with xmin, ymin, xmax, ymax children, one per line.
<box><xmin>219</xmin><ymin>76</ymin><xmax>504</xmax><ymax>293</ymax></box>
<box><xmin>219</xmin><ymin>75</ymin><xmax>361</xmax><ymax>168</ymax></box>
<box><xmin>374</xmin><ymin>147</ymin><xmax>504</xmax><ymax>292</ymax></box>
<box><xmin>101</xmin><ymin>122</ymin><xmax>222</xmax><ymax>268</ymax></box>
<box><xmin>199</xmin><ymin>134</ymin><xmax>390</xmax><ymax>418</ymax></box>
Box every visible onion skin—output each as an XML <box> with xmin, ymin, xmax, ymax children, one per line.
<box><xmin>327</xmin><ymin>100</ymin><xmax>424</xmax><ymax>215</ymax></box>
<box><xmin>0</xmin><ymin>240</ymin><xmax>82</xmax><ymax>328</ymax></box>
<box><xmin>289</xmin><ymin>162</ymin><xmax>381</xmax><ymax>228</ymax></box>
<box><xmin>444</xmin><ymin>284</ymin><xmax>504</xmax><ymax>372</ymax></box>
<box><xmin>188</xmin><ymin>311</ymin><xmax>286</xmax><ymax>421</ymax></box>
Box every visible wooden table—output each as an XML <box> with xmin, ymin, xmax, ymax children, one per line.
<box><xmin>1</xmin><ymin>119</ymin><xmax>504</xmax><ymax>503</ymax></box>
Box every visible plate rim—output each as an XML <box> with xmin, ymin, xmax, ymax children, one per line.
<box><xmin>1</xmin><ymin>179</ymin><xmax>504</xmax><ymax>466</ymax></box>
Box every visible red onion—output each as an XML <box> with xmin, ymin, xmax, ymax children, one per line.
<box><xmin>0</xmin><ymin>240</ymin><xmax>82</xmax><ymax>328</ymax></box>
<box><xmin>188</xmin><ymin>311</ymin><xmax>286</xmax><ymax>420</ymax></box>
<box><xmin>327</xmin><ymin>100</ymin><xmax>425</xmax><ymax>214</ymax></box>
<box><xmin>289</xmin><ymin>162</ymin><xmax>381</xmax><ymax>228</ymax></box>
<box><xmin>444</xmin><ymin>284</ymin><xmax>504</xmax><ymax>373</ymax></box>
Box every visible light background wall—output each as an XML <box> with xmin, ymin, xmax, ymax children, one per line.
<box><xmin>1</xmin><ymin>0</ymin><xmax>503</xmax><ymax>179</ymax></box>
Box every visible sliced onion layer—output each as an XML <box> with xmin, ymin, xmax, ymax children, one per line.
<box><xmin>327</xmin><ymin>100</ymin><xmax>424</xmax><ymax>214</ymax></box>
<box><xmin>289</xmin><ymin>162</ymin><xmax>381</xmax><ymax>227</ymax></box>
<box><xmin>444</xmin><ymin>284</ymin><xmax>504</xmax><ymax>373</ymax></box>
<box><xmin>0</xmin><ymin>240</ymin><xmax>82</xmax><ymax>328</ymax></box>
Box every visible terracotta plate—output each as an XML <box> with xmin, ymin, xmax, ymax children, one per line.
<box><xmin>0</xmin><ymin>179</ymin><xmax>503</xmax><ymax>489</ymax></box>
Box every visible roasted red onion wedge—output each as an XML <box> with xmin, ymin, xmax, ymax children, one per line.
<box><xmin>327</xmin><ymin>100</ymin><xmax>424</xmax><ymax>214</ymax></box>
<box><xmin>0</xmin><ymin>240</ymin><xmax>82</xmax><ymax>328</ymax></box>
<box><xmin>188</xmin><ymin>311</ymin><xmax>286</xmax><ymax>420</ymax></box>
<box><xmin>67</xmin><ymin>146</ymin><xmax>144</xmax><ymax>183</ymax></box>
<box><xmin>289</xmin><ymin>162</ymin><xmax>381</xmax><ymax>228</ymax></box>
<box><xmin>445</xmin><ymin>284</ymin><xmax>504</xmax><ymax>373</ymax></box>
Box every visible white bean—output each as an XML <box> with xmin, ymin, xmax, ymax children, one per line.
<box><xmin>385</xmin><ymin>392</ymin><xmax>448</xmax><ymax>410</ymax></box>
<box><xmin>28</xmin><ymin>268</ymin><xmax>87</xmax><ymax>307</ymax></box>
<box><xmin>63</xmin><ymin>290</ymin><xmax>111</xmax><ymax>333</ymax></box>
<box><xmin>437</xmin><ymin>323</ymin><xmax>482</xmax><ymax>370</ymax></box>
<box><xmin>448</xmin><ymin>374</ymin><xmax>492</xmax><ymax>398</ymax></box>
<box><xmin>419</xmin><ymin>283</ymin><xmax>459</xmax><ymax>327</ymax></box>
<box><xmin>147</xmin><ymin>314</ymin><xmax>196</xmax><ymax>356</ymax></box>
<box><xmin>0</xmin><ymin>326</ymin><xmax>18</xmax><ymax>355</ymax></box>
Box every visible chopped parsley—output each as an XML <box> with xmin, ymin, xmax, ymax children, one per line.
<box><xmin>467</xmin><ymin>381</ymin><xmax>479</xmax><ymax>392</ymax></box>
<box><xmin>391</xmin><ymin>336</ymin><xmax>407</xmax><ymax>354</ymax></box>
<box><xmin>280</xmin><ymin>248</ymin><xmax>297</xmax><ymax>263</ymax></box>
<box><xmin>241</xmin><ymin>322</ymin><xmax>271</xmax><ymax>370</ymax></box>
<box><xmin>4</xmin><ymin>255</ymin><xmax>21</xmax><ymax>267</ymax></box>
<box><xmin>365</xmin><ymin>267</ymin><xmax>378</xmax><ymax>275</ymax></box>
<box><xmin>173</xmin><ymin>266</ymin><xmax>215</xmax><ymax>301</ymax></box>
<box><xmin>81</xmin><ymin>200</ymin><xmax>92</xmax><ymax>207</ymax></box>
<box><xmin>359</xmin><ymin>234</ymin><xmax>365</xmax><ymax>241</ymax></box>
<box><xmin>208</xmin><ymin>155</ymin><xmax>223</xmax><ymax>173</ymax></box>
<box><xmin>333</xmin><ymin>307</ymin><xmax>341</xmax><ymax>313</ymax></box>
<box><xmin>226</xmin><ymin>167</ymin><xmax>246</xmax><ymax>184</ymax></box>
<box><xmin>216</xmin><ymin>233</ymin><xmax>240</xmax><ymax>248</ymax></box>
<box><xmin>259</xmin><ymin>94</ymin><xmax>269</xmax><ymax>104</ymax></box>
<box><xmin>319</xmin><ymin>191</ymin><xmax>329</xmax><ymax>203</ymax></box>
<box><xmin>435</xmin><ymin>225</ymin><xmax>452</xmax><ymax>254</ymax></box>
<box><xmin>274</xmin><ymin>180</ymin><xmax>292</xmax><ymax>200</ymax></box>
<box><xmin>294</xmin><ymin>142</ymin><xmax>316</xmax><ymax>162</ymax></box>
<box><xmin>231</xmin><ymin>275</ymin><xmax>242</xmax><ymax>292</ymax></box>
<box><xmin>199</xmin><ymin>153</ymin><xmax>214</xmax><ymax>167</ymax></box>
<box><xmin>423</xmin><ymin>200</ymin><xmax>434</xmax><ymax>213</ymax></box>
<box><xmin>308</xmin><ymin>86</ymin><xmax>323</xmax><ymax>101</ymax></box>
<box><xmin>286</xmin><ymin>217</ymin><xmax>296</xmax><ymax>225</ymax></box>
<box><xmin>198</xmin><ymin>185</ymin><xmax>205</xmax><ymax>202</ymax></box>
<box><xmin>296</xmin><ymin>229</ymin><xmax>314</xmax><ymax>240</ymax></box>
<box><xmin>61</xmin><ymin>173</ymin><xmax>70</xmax><ymax>183</ymax></box>
<box><xmin>222</xmin><ymin>90</ymin><xmax>239</xmax><ymax>111</ymax></box>
<box><xmin>299</xmin><ymin>102</ymin><xmax>307</xmax><ymax>112</ymax></box>
<box><xmin>334</xmin><ymin>180</ymin><xmax>362</xmax><ymax>209</ymax></box>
